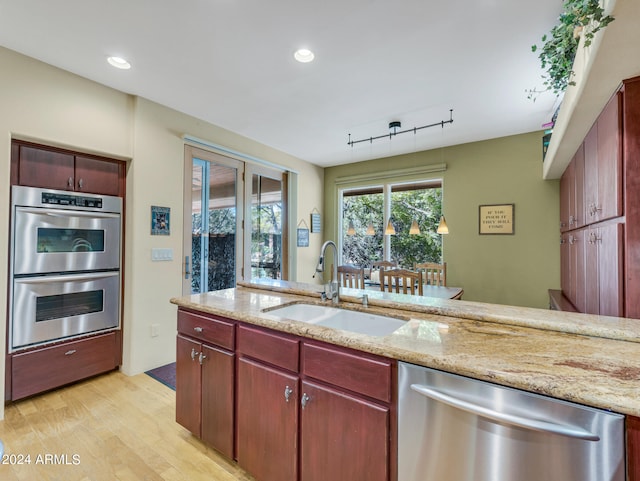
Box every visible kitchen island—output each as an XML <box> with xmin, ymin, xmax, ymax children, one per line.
<box><xmin>170</xmin><ymin>279</ymin><xmax>640</xmax><ymax>481</ymax></box>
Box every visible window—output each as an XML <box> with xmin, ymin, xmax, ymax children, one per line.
<box><xmin>341</xmin><ymin>181</ymin><xmax>443</xmax><ymax>268</ymax></box>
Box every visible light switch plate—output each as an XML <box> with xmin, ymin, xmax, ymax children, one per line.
<box><xmin>151</xmin><ymin>247</ymin><xmax>173</xmax><ymax>261</ymax></box>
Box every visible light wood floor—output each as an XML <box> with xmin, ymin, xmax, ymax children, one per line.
<box><xmin>0</xmin><ymin>370</ymin><xmax>255</xmax><ymax>481</ymax></box>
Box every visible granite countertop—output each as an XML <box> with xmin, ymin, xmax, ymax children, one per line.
<box><xmin>170</xmin><ymin>279</ymin><xmax>640</xmax><ymax>417</ymax></box>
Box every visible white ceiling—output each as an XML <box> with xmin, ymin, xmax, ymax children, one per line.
<box><xmin>0</xmin><ymin>0</ymin><xmax>564</xmax><ymax>167</ymax></box>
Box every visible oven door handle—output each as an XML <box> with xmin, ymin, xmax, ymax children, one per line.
<box><xmin>410</xmin><ymin>384</ymin><xmax>600</xmax><ymax>441</ymax></box>
<box><xmin>15</xmin><ymin>271</ymin><xmax>119</xmax><ymax>284</ymax></box>
<box><xmin>17</xmin><ymin>207</ymin><xmax>120</xmax><ymax>219</ymax></box>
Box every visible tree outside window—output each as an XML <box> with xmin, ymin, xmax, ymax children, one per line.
<box><xmin>341</xmin><ymin>182</ymin><xmax>443</xmax><ymax>269</ymax></box>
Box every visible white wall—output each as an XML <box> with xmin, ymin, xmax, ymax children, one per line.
<box><xmin>0</xmin><ymin>46</ymin><xmax>323</xmax><ymax>418</ymax></box>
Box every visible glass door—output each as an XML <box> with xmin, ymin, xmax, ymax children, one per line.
<box><xmin>183</xmin><ymin>146</ymin><xmax>244</xmax><ymax>295</ymax></box>
<box><xmin>245</xmin><ymin>165</ymin><xmax>288</xmax><ymax>281</ymax></box>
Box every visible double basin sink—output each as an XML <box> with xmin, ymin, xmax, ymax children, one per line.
<box><xmin>263</xmin><ymin>302</ymin><xmax>407</xmax><ymax>336</ymax></box>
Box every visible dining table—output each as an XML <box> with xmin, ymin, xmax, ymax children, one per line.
<box><xmin>364</xmin><ymin>280</ymin><xmax>464</xmax><ymax>300</ymax></box>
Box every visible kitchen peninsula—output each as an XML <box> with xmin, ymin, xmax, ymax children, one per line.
<box><xmin>170</xmin><ymin>279</ymin><xmax>640</xmax><ymax>481</ymax></box>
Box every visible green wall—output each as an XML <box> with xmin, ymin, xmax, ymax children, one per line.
<box><xmin>323</xmin><ymin>131</ymin><xmax>560</xmax><ymax>309</ymax></box>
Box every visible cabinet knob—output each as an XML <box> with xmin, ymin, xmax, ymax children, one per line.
<box><xmin>68</xmin><ymin>177</ymin><xmax>74</xmax><ymax>188</ymax></box>
<box><xmin>78</xmin><ymin>178</ymin><xmax>84</xmax><ymax>190</ymax></box>
<box><xmin>193</xmin><ymin>326</ymin><xmax>204</xmax><ymax>333</ymax></box>
<box><xmin>198</xmin><ymin>352</ymin><xmax>207</xmax><ymax>365</ymax></box>
<box><xmin>284</xmin><ymin>385</ymin><xmax>293</xmax><ymax>402</ymax></box>
<box><xmin>301</xmin><ymin>393</ymin><xmax>310</xmax><ymax>409</ymax></box>
<box><xmin>190</xmin><ymin>348</ymin><xmax>199</xmax><ymax>361</ymax></box>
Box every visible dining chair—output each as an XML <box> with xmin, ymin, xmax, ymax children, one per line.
<box><xmin>379</xmin><ymin>268</ymin><xmax>424</xmax><ymax>296</ymax></box>
<box><xmin>337</xmin><ymin>265</ymin><xmax>366</xmax><ymax>289</ymax></box>
<box><xmin>414</xmin><ymin>262</ymin><xmax>447</xmax><ymax>286</ymax></box>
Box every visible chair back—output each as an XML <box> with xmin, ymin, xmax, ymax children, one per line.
<box><xmin>337</xmin><ymin>265</ymin><xmax>365</xmax><ymax>289</ymax></box>
<box><xmin>414</xmin><ymin>262</ymin><xmax>447</xmax><ymax>286</ymax></box>
<box><xmin>379</xmin><ymin>268</ymin><xmax>423</xmax><ymax>296</ymax></box>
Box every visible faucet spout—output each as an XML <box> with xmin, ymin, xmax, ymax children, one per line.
<box><xmin>316</xmin><ymin>240</ymin><xmax>340</xmax><ymax>304</ymax></box>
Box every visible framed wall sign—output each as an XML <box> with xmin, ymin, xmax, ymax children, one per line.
<box><xmin>151</xmin><ymin>206</ymin><xmax>171</xmax><ymax>235</ymax></box>
<box><xmin>297</xmin><ymin>228</ymin><xmax>310</xmax><ymax>247</ymax></box>
<box><xmin>479</xmin><ymin>204</ymin><xmax>514</xmax><ymax>235</ymax></box>
<box><xmin>310</xmin><ymin>209</ymin><xmax>322</xmax><ymax>233</ymax></box>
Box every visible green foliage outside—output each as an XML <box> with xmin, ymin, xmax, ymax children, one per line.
<box><xmin>342</xmin><ymin>188</ymin><xmax>443</xmax><ymax>269</ymax></box>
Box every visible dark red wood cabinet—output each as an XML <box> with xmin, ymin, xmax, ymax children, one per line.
<box><xmin>557</xmin><ymin>76</ymin><xmax>640</xmax><ymax>318</ymax></box>
<box><xmin>176</xmin><ymin>309</ymin><xmax>396</xmax><ymax>481</ymax></box>
<box><xmin>628</xmin><ymin>415</ymin><xmax>640</xmax><ymax>481</ymax></box>
<box><xmin>12</xmin><ymin>140</ymin><xmax>125</xmax><ymax>196</ymax></box>
<box><xmin>176</xmin><ymin>309</ymin><xmax>235</xmax><ymax>459</ymax></box>
<box><xmin>11</xmin><ymin>332</ymin><xmax>119</xmax><ymax>400</ymax></box>
<box><xmin>5</xmin><ymin>140</ymin><xmax>126</xmax><ymax>401</ymax></box>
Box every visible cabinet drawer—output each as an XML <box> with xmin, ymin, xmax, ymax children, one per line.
<box><xmin>302</xmin><ymin>342</ymin><xmax>392</xmax><ymax>403</ymax></box>
<box><xmin>11</xmin><ymin>332</ymin><xmax>119</xmax><ymax>400</ymax></box>
<box><xmin>237</xmin><ymin>325</ymin><xmax>299</xmax><ymax>372</ymax></box>
<box><xmin>178</xmin><ymin>309</ymin><xmax>235</xmax><ymax>350</ymax></box>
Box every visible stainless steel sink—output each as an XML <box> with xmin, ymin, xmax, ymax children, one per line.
<box><xmin>264</xmin><ymin>302</ymin><xmax>406</xmax><ymax>336</ymax></box>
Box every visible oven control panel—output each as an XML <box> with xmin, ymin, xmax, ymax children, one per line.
<box><xmin>41</xmin><ymin>192</ymin><xmax>103</xmax><ymax>208</ymax></box>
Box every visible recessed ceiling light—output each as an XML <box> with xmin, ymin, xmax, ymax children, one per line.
<box><xmin>107</xmin><ymin>56</ymin><xmax>131</xmax><ymax>69</ymax></box>
<box><xmin>294</xmin><ymin>48</ymin><xmax>314</xmax><ymax>63</ymax></box>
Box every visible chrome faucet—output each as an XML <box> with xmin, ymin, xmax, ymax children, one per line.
<box><xmin>314</xmin><ymin>240</ymin><xmax>340</xmax><ymax>304</ymax></box>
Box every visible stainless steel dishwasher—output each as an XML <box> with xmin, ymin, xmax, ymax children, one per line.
<box><xmin>398</xmin><ymin>362</ymin><xmax>625</xmax><ymax>481</ymax></box>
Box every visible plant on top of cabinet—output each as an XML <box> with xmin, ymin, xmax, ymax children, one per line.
<box><xmin>528</xmin><ymin>0</ymin><xmax>614</xmax><ymax>99</ymax></box>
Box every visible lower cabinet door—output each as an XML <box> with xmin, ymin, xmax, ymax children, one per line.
<box><xmin>176</xmin><ymin>335</ymin><xmax>202</xmax><ymax>436</ymax></box>
<box><xmin>236</xmin><ymin>357</ymin><xmax>299</xmax><ymax>481</ymax></box>
<box><xmin>300</xmin><ymin>380</ymin><xmax>390</xmax><ymax>481</ymax></box>
<box><xmin>11</xmin><ymin>332</ymin><xmax>118</xmax><ymax>400</ymax></box>
<box><xmin>201</xmin><ymin>344</ymin><xmax>235</xmax><ymax>459</ymax></box>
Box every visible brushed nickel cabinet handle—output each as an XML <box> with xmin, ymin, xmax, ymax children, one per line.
<box><xmin>65</xmin><ymin>349</ymin><xmax>77</xmax><ymax>356</ymax></box>
<box><xmin>193</xmin><ymin>326</ymin><xmax>203</xmax><ymax>333</ymax></box>
<box><xmin>284</xmin><ymin>385</ymin><xmax>293</xmax><ymax>402</ymax></box>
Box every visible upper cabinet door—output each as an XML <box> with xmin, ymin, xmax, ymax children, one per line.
<box><xmin>75</xmin><ymin>155</ymin><xmax>122</xmax><ymax>196</ymax></box>
<box><xmin>18</xmin><ymin>145</ymin><xmax>75</xmax><ymax>190</ymax></box>
<box><xmin>559</xmin><ymin>161</ymin><xmax>573</xmax><ymax>232</ymax></box>
<box><xmin>573</xmin><ymin>143</ymin><xmax>585</xmax><ymax>229</ymax></box>
<box><xmin>583</xmin><ymin>123</ymin><xmax>599</xmax><ymax>224</ymax></box>
<box><xmin>596</xmin><ymin>92</ymin><xmax>623</xmax><ymax>222</ymax></box>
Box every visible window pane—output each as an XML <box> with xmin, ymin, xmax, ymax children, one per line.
<box><xmin>251</xmin><ymin>174</ymin><xmax>283</xmax><ymax>279</ymax></box>
<box><xmin>341</xmin><ymin>182</ymin><xmax>443</xmax><ymax>270</ymax></box>
<box><xmin>390</xmin><ymin>186</ymin><xmax>443</xmax><ymax>267</ymax></box>
<box><xmin>342</xmin><ymin>192</ymin><xmax>384</xmax><ymax>267</ymax></box>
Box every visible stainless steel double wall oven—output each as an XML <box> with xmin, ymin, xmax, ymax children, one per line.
<box><xmin>9</xmin><ymin>186</ymin><xmax>122</xmax><ymax>352</ymax></box>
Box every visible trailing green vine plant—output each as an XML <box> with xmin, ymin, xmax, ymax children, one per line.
<box><xmin>528</xmin><ymin>0</ymin><xmax>614</xmax><ymax>100</ymax></box>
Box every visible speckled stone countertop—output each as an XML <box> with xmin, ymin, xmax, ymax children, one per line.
<box><xmin>170</xmin><ymin>279</ymin><xmax>640</xmax><ymax>417</ymax></box>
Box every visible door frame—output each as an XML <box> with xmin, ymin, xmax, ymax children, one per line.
<box><xmin>244</xmin><ymin>164</ymin><xmax>289</xmax><ymax>281</ymax></box>
<box><xmin>183</xmin><ymin>145</ymin><xmax>245</xmax><ymax>295</ymax></box>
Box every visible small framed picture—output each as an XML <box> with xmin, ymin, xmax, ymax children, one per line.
<box><xmin>297</xmin><ymin>228</ymin><xmax>310</xmax><ymax>247</ymax></box>
<box><xmin>479</xmin><ymin>204</ymin><xmax>514</xmax><ymax>235</ymax></box>
<box><xmin>310</xmin><ymin>212</ymin><xmax>322</xmax><ymax>233</ymax></box>
<box><xmin>151</xmin><ymin>206</ymin><xmax>171</xmax><ymax>235</ymax></box>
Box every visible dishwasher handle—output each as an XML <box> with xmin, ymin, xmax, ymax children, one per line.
<box><xmin>410</xmin><ymin>383</ymin><xmax>600</xmax><ymax>441</ymax></box>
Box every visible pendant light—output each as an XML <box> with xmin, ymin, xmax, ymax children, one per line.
<box><xmin>366</xmin><ymin>221</ymin><xmax>375</xmax><ymax>236</ymax></box>
<box><xmin>409</xmin><ymin>219</ymin><xmax>421</xmax><ymax>235</ymax></box>
<box><xmin>347</xmin><ymin>220</ymin><xmax>356</xmax><ymax>236</ymax></box>
<box><xmin>436</xmin><ymin>215</ymin><xmax>449</xmax><ymax>234</ymax></box>
<box><xmin>385</xmin><ymin>218</ymin><xmax>396</xmax><ymax>235</ymax></box>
